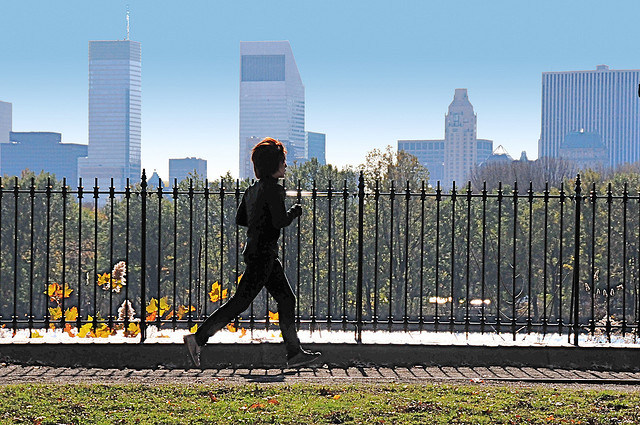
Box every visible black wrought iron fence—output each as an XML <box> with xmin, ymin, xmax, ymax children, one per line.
<box><xmin>0</xmin><ymin>171</ymin><xmax>638</xmax><ymax>345</ymax></box>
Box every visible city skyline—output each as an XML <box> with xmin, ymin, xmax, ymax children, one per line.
<box><xmin>2</xmin><ymin>1</ymin><xmax>639</xmax><ymax>180</ymax></box>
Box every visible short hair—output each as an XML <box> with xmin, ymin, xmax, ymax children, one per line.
<box><xmin>251</xmin><ymin>137</ymin><xmax>287</xmax><ymax>179</ymax></box>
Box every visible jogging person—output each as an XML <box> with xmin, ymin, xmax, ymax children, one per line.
<box><xmin>184</xmin><ymin>137</ymin><xmax>321</xmax><ymax>368</ymax></box>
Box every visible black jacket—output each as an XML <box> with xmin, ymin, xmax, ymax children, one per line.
<box><xmin>236</xmin><ymin>176</ymin><xmax>301</xmax><ymax>259</ymax></box>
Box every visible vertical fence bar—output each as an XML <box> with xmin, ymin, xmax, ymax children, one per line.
<box><xmin>109</xmin><ymin>179</ymin><xmax>115</xmax><ymax>329</ymax></box>
<box><xmin>512</xmin><ymin>182</ymin><xmax>518</xmax><ymax>340</ymax></box>
<box><xmin>481</xmin><ymin>182</ymin><xmax>487</xmax><ymax>333</ymax></box>
<box><xmin>403</xmin><ymin>180</ymin><xmax>410</xmax><ymax>330</ymax></box>
<box><xmin>356</xmin><ymin>172</ymin><xmax>365</xmax><ymax>342</ymax></box>
<box><xmin>11</xmin><ymin>178</ymin><xmax>18</xmax><ymax>334</ymax></box>
<box><xmin>296</xmin><ymin>180</ymin><xmax>302</xmax><ymax>330</ymax></box>
<box><xmin>558</xmin><ymin>182</ymin><xmax>565</xmax><ymax>335</ymax></box>
<box><xmin>219</xmin><ymin>179</ymin><xmax>225</xmax><ymax>319</ymax></box>
<box><xmin>543</xmin><ymin>182</ymin><xmax>549</xmax><ymax>335</ymax></box>
<box><xmin>157</xmin><ymin>181</ymin><xmax>163</xmax><ymax>328</ymax></box>
<box><xmin>450</xmin><ymin>182</ymin><xmax>457</xmax><ymax>331</ymax></box>
<box><xmin>590</xmin><ymin>183</ymin><xmax>597</xmax><ymax>335</ymax></box>
<box><xmin>327</xmin><ymin>179</ymin><xmax>333</xmax><ymax>328</ymax></box>
<box><xmin>527</xmin><ymin>182</ymin><xmax>533</xmax><ymax>333</ymax></box>
<box><xmin>187</xmin><ymin>179</ymin><xmax>194</xmax><ymax>328</ymax></box>
<box><xmin>76</xmin><ymin>179</ymin><xmax>83</xmax><ymax>330</ymax></box>
<box><xmin>93</xmin><ymin>179</ymin><xmax>98</xmax><ymax>331</ymax></box>
<box><xmin>140</xmin><ymin>170</ymin><xmax>147</xmax><ymax>342</ymax></box>
<box><xmin>572</xmin><ymin>174</ymin><xmax>582</xmax><ymax>346</ymax></box>
<box><xmin>435</xmin><ymin>181</ymin><xmax>441</xmax><ymax>331</ymax></box>
<box><xmin>373</xmin><ymin>180</ymin><xmax>379</xmax><ymax>329</ymax></box>
<box><xmin>172</xmin><ymin>180</ymin><xmax>178</xmax><ymax>329</ymax></box>
<box><xmin>465</xmin><ymin>182</ymin><xmax>472</xmax><ymax>335</ymax></box>
<box><xmin>342</xmin><ymin>180</ymin><xmax>348</xmax><ymax>329</ymax></box>
<box><xmin>28</xmin><ymin>178</ymin><xmax>35</xmax><ymax>333</ymax></box>
<box><xmin>61</xmin><ymin>178</ymin><xmax>67</xmax><ymax>330</ymax></box>
<box><xmin>606</xmin><ymin>182</ymin><xmax>612</xmax><ymax>341</ymax></box>
<box><xmin>203</xmin><ymin>180</ymin><xmax>210</xmax><ymax>319</ymax></box>
<box><xmin>234</xmin><ymin>179</ymin><xmax>240</xmax><ymax>328</ymax></box>
<box><xmin>622</xmin><ymin>182</ymin><xmax>628</xmax><ymax>336</ymax></box>
<box><xmin>419</xmin><ymin>181</ymin><xmax>426</xmax><ymax>329</ymax></box>
<box><xmin>496</xmin><ymin>182</ymin><xmax>503</xmax><ymax>333</ymax></box>
<box><xmin>388</xmin><ymin>180</ymin><xmax>395</xmax><ymax>328</ymax></box>
<box><xmin>312</xmin><ymin>180</ymin><xmax>317</xmax><ymax>329</ymax></box>
<box><xmin>125</xmin><ymin>179</ymin><xmax>131</xmax><ymax>331</ymax></box>
<box><xmin>44</xmin><ymin>178</ymin><xmax>51</xmax><ymax>329</ymax></box>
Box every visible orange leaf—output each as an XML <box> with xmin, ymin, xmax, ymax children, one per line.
<box><xmin>268</xmin><ymin>399</ymin><xmax>279</xmax><ymax>405</ymax></box>
<box><xmin>239</xmin><ymin>328</ymin><xmax>247</xmax><ymax>338</ymax></box>
<box><xmin>64</xmin><ymin>306</ymin><xmax>78</xmax><ymax>322</ymax></box>
<box><xmin>64</xmin><ymin>324</ymin><xmax>75</xmax><ymax>337</ymax></box>
<box><xmin>209</xmin><ymin>282</ymin><xmax>222</xmax><ymax>302</ymax></box>
<box><xmin>208</xmin><ymin>392</ymin><xmax>218</xmax><ymax>402</ymax></box>
<box><xmin>226</xmin><ymin>323</ymin><xmax>237</xmax><ymax>333</ymax></box>
<box><xmin>249</xmin><ymin>403</ymin><xmax>266</xmax><ymax>410</ymax></box>
<box><xmin>333</xmin><ymin>394</ymin><xmax>341</xmax><ymax>400</ymax></box>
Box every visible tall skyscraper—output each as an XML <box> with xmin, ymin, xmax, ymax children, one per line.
<box><xmin>306</xmin><ymin>131</ymin><xmax>326</xmax><ymax>165</ymax></box>
<box><xmin>239</xmin><ymin>41</ymin><xmax>305</xmax><ymax>179</ymax></box>
<box><xmin>0</xmin><ymin>101</ymin><xmax>11</xmax><ymax>143</ymax></box>
<box><xmin>78</xmin><ymin>39</ymin><xmax>141</xmax><ymax>189</ymax></box>
<box><xmin>444</xmin><ymin>89</ymin><xmax>477</xmax><ymax>185</ymax></box>
<box><xmin>2</xmin><ymin>132</ymin><xmax>87</xmax><ymax>183</ymax></box>
<box><xmin>538</xmin><ymin>65</ymin><xmax>640</xmax><ymax>168</ymax></box>
<box><xmin>169</xmin><ymin>157</ymin><xmax>207</xmax><ymax>184</ymax></box>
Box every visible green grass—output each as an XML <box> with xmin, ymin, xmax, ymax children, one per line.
<box><xmin>0</xmin><ymin>383</ymin><xmax>638</xmax><ymax>424</ymax></box>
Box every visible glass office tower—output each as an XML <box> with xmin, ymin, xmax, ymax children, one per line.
<box><xmin>239</xmin><ymin>41</ymin><xmax>305</xmax><ymax>179</ymax></box>
<box><xmin>539</xmin><ymin>65</ymin><xmax>640</xmax><ymax>168</ymax></box>
<box><xmin>78</xmin><ymin>40</ymin><xmax>141</xmax><ymax>189</ymax></box>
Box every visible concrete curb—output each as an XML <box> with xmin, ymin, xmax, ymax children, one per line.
<box><xmin>1</xmin><ymin>343</ymin><xmax>638</xmax><ymax>371</ymax></box>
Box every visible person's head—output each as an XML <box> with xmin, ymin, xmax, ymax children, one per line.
<box><xmin>251</xmin><ymin>137</ymin><xmax>287</xmax><ymax>179</ymax></box>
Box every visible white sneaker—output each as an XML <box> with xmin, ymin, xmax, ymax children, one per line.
<box><xmin>183</xmin><ymin>334</ymin><xmax>201</xmax><ymax>368</ymax></box>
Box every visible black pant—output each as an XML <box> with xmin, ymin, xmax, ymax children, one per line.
<box><xmin>195</xmin><ymin>256</ymin><xmax>301</xmax><ymax>357</ymax></box>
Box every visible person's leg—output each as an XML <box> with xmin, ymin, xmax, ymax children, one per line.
<box><xmin>264</xmin><ymin>258</ymin><xmax>302</xmax><ymax>358</ymax></box>
<box><xmin>194</xmin><ymin>258</ymin><xmax>273</xmax><ymax>346</ymax></box>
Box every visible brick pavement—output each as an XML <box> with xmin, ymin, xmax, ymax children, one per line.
<box><xmin>1</xmin><ymin>362</ymin><xmax>639</xmax><ymax>389</ymax></box>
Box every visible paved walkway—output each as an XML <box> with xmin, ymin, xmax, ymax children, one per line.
<box><xmin>1</xmin><ymin>363</ymin><xmax>639</xmax><ymax>390</ymax></box>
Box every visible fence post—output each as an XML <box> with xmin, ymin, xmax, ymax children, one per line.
<box><xmin>356</xmin><ymin>171</ymin><xmax>365</xmax><ymax>343</ymax></box>
<box><xmin>572</xmin><ymin>174</ymin><xmax>582</xmax><ymax>346</ymax></box>
<box><xmin>140</xmin><ymin>170</ymin><xmax>147</xmax><ymax>343</ymax></box>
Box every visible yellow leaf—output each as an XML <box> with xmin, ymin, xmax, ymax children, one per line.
<box><xmin>31</xmin><ymin>330</ymin><xmax>43</xmax><ymax>338</ymax></box>
<box><xmin>95</xmin><ymin>324</ymin><xmax>111</xmax><ymax>338</ymax></box>
<box><xmin>333</xmin><ymin>394</ymin><xmax>341</xmax><ymax>400</ymax></box>
<box><xmin>64</xmin><ymin>306</ymin><xmax>78</xmax><ymax>322</ymax></box>
<box><xmin>268</xmin><ymin>311</ymin><xmax>279</xmax><ymax>324</ymax></box>
<box><xmin>226</xmin><ymin>323</ymin><xmax>236</xmax><ymax>333</ymax></box>
<box><xmin>222</xmin><ymin>288</ymin><xmax>228</xmax><ymax>300</ymax></box>
<box><xmin>209</xmin><ymin>282</ymin><xmax>222</xmax><ymax>302</ymax></box>
<box><xmin>46</xmin><ymin>282</ymin><xmax>73</xmax><ymax>301</ymax></box>
<box><xmin>239</xmin><ymin>328</ymin><xmax>247</xmax><ymax>338</ymax></box>
<box><xmin>190</xmin><ymin>324</ymin><xmax>198</xmax><ymax>333</ymax></box>
<box><xmin>125</xmin><ymin>322</ymin><xmax>140</xmax><ymax>337</ymax></box>
<box><xmin>237</xmin><ymin>274</ymin><xmax>243</xmax><ymax>285</ymax></box>
<box><xmin>146</xmin><ymin>297</ymin><xmax>171</xmax><ymax>316</ymax></box>
<box><xmin>78</xmin><ymin>323</ymin><xmax>93</xmax><ymax>338</ymax></box>
<box><xmin>49</xmin><ymin>307</ymin><xmax>62</xmax><ymax>320</ymax></box>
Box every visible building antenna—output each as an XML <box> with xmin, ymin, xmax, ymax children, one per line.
<box><xmin>125</xmin><ymin>5</ymin><xmax>130</xmax><ymax>40</ymax></box>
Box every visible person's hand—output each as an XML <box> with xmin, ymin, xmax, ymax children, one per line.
<box><xmin>291</xmin><ymin>204</ymin><xmax>303</xmax><ymax>218</ymax></box>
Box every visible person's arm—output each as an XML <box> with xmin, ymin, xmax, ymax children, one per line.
<box><xmin>267</xmin><ymin>184</ymin><xmax>301</xmax><ymax>228</ymax></box>
<box><xmin>236</xmin><ymin>193</ymin><xmax>248</xmax><ymax>227</ymax></box>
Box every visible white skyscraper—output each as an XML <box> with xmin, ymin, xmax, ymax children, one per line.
<box><xmin>239</xmin><ymin>41</ymin><xmax>305</xmax><ymax>179</ymax></box>
<box><xmin>444</xmin><ymin>89</ymin><xmax>477</xmax><ymax>186</ymax></box>
<box><xmin>539</xmin><ymin>65</ymin><xmax>640</xmax><ymax>168</ymax></box>
<box><xmin>0</xmin><ymin>101</ymin><xmax>12</xmax><ymax>143</ymax></box>
<box><xmin>78</xmin><ymin>40</ymin><xmax>141</xmax><ymax>189</ymax></box>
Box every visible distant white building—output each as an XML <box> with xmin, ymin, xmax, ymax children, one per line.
<box><xmin>239</xmin><ymin>41</ymin><xmax>305</xmax><ymax>179</ymax></box>
<box><xmin>78</xmin><ymin>39</ymin><xmax>142</xmax><ymax>190</ymax></box>
<box><xmin>539</xmin><ymin>65</ymin><xmax>640</xmax><ymax>168</ymax></box>
<box><xmin>0</xmin><ymin>101</ymin><xmax>11</xmax><ymax>144</ymax></box>
<box><xmin>398</xmin><ymin>89</ymin><xmax>492</xmax><ymax>186</ymax></box>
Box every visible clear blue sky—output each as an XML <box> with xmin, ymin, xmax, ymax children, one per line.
<box><xmin>1</xmin><ymin>0</ymin><xmax>638</xmax><ymax>180</ymax></box>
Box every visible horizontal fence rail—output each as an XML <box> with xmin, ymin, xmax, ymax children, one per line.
<box><xmin>0</xmin><ymin>171</ymin><xmax>639</xmax><ymax>346</ymax></box>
